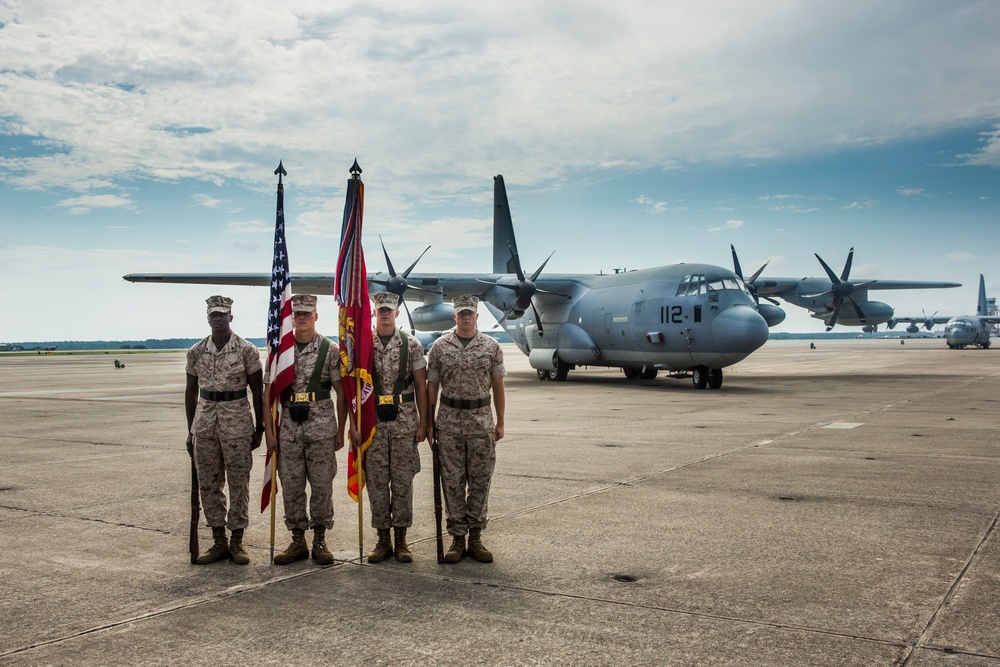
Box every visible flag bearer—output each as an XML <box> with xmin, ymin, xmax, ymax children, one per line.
<box><xmin>264</xmin><ymin>294</ymin><xmax>349</xmax><ymax>565</ymax></box>
<box><xmin>366</xmin><ymin>292</ymin><xmax>429</xmax><ymax>563</ymax></box>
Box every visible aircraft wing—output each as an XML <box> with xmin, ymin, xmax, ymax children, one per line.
<box><xmin>755</xmin><ymin>278</ymin><xmax>961</xmax><ymax>296</ymax></box>
<box><xmin>122</xmin><ymin>271</ymin><xmax>584</xmax><ymax>302</ymax></box>
<box><xmin>123</xmin><ymin>273</ymin><xmax>338</xmax><ymax>294</ymax></box>
<box><xmin>889</xmin><ymin>315</ymin><xmax>952</xmax><ymax>326</ymax></box>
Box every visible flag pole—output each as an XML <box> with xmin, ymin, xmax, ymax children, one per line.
<box><xmin>353</xmin><ymin>164</ymin><xmax>365</xmax><ymax>563</ymax></box>
<box><xmin>269</xmin><ymin>403</ymin><xmax>279</xmax><ymax>563</ymax></box>
<box><xmin>357</xmin><ymin>372</ymin><xmax>364</xmax><ymax>561</ymax></box>
<box><xmin>262</xmin><ymin>159</ymin><xmax>293</xmax><ymax>563</ymax></box>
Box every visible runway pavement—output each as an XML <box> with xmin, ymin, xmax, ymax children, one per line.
<box><xmin>1</xmin><ymin>339</ymin><xmax>998</xmax><ymax>666</ymax></box>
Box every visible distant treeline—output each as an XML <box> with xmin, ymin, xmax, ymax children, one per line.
<box><xmin>1</xmin><ymin>331</ymin><xmax>517</xmax><ymax>352</ymax></box>
<box><xmin>0</xmin><ymin>338</ymin><xmax>268</xmax><ymax>352</ymax></box>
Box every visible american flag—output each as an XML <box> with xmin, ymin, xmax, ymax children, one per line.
<box><xmin>336</xmin><ymin>165</ymin><xmax>375</xmax><ymax>502</ymax></box>
<box><xmin>261</xmin><ymin>162</ymin><xmax>294</xmax><ymax>512</ymax></box>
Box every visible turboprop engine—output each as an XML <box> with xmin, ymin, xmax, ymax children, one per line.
<box><xmin>410</xmin><ymin>303</ymin><xmax>456</xmax><ymax>331</ymax></box>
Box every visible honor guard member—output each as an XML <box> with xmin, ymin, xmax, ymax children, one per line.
<box><xmin>185</xmin><ymin>295</ymin><xmax>265</xmax><ymax>565</ymax></box>
<box><xmin>366</xmin><ymin>292</ymin><xmax>429</xmax><ymax>563</ymax></box>
<box><xmin>426</xmin><ymin>294</ymin><xmax>506</xmax><ymax>563</ymax></box>
<box><xmin>263</xmin><ymin>294</ymin><xmax>349</xmax><ymax>566</ymax></box>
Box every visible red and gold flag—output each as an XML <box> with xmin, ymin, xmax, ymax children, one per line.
<box><xmin>335</xmin><ymin>164</ymin><xmax>375</xmax><ymax>501</ymax></box>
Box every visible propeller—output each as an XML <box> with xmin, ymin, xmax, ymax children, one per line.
<box><xmin>730</xmin><ymin>245</ymin><xmax>779</xmax><ymax>305</ymax></box>
<box><xmin>802</xmin><ymin>247</ymin><xmax>875</xmax><ymax>331</ymax></box>
<box><xmin>369</xmin><ymin>238</ymin><xmax>435</xmax><ymax>334</ymax></box>
<box><xmin>478</xmin><ymin>245</ymin><xmax>571</xmax><ymax>334</ymax></box>
<box><xmin>922</xmin><ymin>309</ymin><xmax>938</xmax><ymax>331</ymax></box>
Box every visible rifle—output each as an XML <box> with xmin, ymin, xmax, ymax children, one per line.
<box><xmin>432</xmin><ymin>416</ymin><xmax>444</xmax><ymax>563</ymax></box>
<box><xmin>189</xmin><ymin>453</ymin><xmax>200</xmax><ymax>564</ymax></box>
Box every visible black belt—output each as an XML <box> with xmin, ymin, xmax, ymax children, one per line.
<box><xmin>199</xmin><ymin>388</ymin><xmax>247</xmax><ymax>402</ymax></box>
<box><xmin>378</xmin><ymin>393</ymin><xmax>415</xmax><ymax>406</ymax></box>
<box><xmin>282</xmin><ymin>390</ymin><xmax>331</xmax><ymax>405</ymax></box>
<box><xmin>440</xmin><ymin>395</ymin><xmax>490</xmax><ymax>410</ymax></box>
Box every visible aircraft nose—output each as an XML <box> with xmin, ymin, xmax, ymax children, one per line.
<box><xmin>713</xmin><ymin>305</ymin><xmax>769</xmax><ymax>353</ymax></box>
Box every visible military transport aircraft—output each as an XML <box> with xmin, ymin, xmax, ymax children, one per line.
<box><xmin>887</xmin><ymin>274</ymin><xmax>999</xmax><ymax>349</ymax></box>
<box><xmin>740</xmin><ymin>249</ymin><xmax>961</xmax><ymax>331</ymax></box>
<box><xmin>125</xmin><ymin>175</ymin><xmax>777</xmax><ymax>389</ymax></box>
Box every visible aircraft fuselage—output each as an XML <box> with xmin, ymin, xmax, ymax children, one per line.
<box><xmin>487</xmin><ymin>263</ymin><xmax>769</xmax><ymax>373</ymax></box>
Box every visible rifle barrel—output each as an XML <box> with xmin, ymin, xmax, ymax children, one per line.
<box><xmin>189</xmin><ymin>456</ymin><xmax>200</xmax><ymax>564</ymax></box>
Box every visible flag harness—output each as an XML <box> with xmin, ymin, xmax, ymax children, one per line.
<box><xmin>371</xmin><ymin>330</ymin><xmax>412</xmax><ymax>422</ymax></box>
<box><xmin>286</xmin><ymin>337</ymin><xmax>333</xmax><ymax>423</ymax></box>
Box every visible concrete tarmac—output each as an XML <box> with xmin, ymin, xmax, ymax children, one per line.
<box><xmin>1</xmin><ymin>339</ymin><xmax>998</xmax><ymax>666</ymax></box>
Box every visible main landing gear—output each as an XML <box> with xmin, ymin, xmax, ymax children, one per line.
<box><xmin>691</xmin><ymin>365</ymin><xmax>723</xmax><ymax>390</ymax></box>
<box><xmin>536</xmin><ymin>358</ymin><xmax>569</xmax><ymax>381</ymax></box>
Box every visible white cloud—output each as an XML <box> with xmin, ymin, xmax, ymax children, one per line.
<box><xmin>226</xmin><ymin>219</ymin><xmax>272</xmax><ymax>234</ymax></box>
<box><xmin>955</xmin><ymin>125</ymin><xmax>1000</xmax><ymax>168</ymax></box>
<box><xmin>764</xmin><ymin>204</ymin><xmax>819</xmax><ymax>214</ymax></box>
<box><xmin>896</xmin><ymin>187</ymin><xmax>926</xmax><ymax>198</ymax></box>
<box><xmin>708</xmin><ymin>219</ymin><xmax>744</xmax><ymax>234</ymax></box>
<box><xmin>946</xmin><ymin>251</ymin><xmax>975</xmax><ymax>261</ymax></box>
<box><xmin>843</xmin><ymin>200</ymin><xmax>876</xmax><ymax>210</ymax></box>
<box><xmin>1</xmin><ymin>1</ymin><xmax>998</xmax><ymax>198</ymax></box>
<box><xmin>632</xmin><ymin>194</ymin><xmax>669</xmax><ymax>213</ymax></box>
<box><xmin>57</xmin><ymin>193</ymin><xmax>132</xmax><ymax>214</ymax></box>
<box><xmin>193</xmin><ymin>194</ymin><xmax>223</xmax><ymax>208</ymax></box>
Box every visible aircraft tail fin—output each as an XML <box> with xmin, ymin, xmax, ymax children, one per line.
<box><xmin>493</xmin><ymin>175</ymin><xmax>520</xmax><ymax>274</ymax></box>
<box><xmin>977</xmin><ymin>274</ymin><xmax>988</xmax><ymax>316</ymax></box>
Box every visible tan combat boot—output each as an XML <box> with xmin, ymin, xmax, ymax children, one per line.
<box><xmin>443</xmin><ymin>534</ymin><xmax>465</xmax><ymax>564</ymax></box>
<box><xmin>229</xmin><ymin>528</ymin><xmax>250</xmax><ymax>565</ymax></box>
<box><xmin>196</xmin><ymin>527</ymin><xmax>230</xmax><ymax>564</ymax></box>
<box><xmin>394</xmin><ymin>527</ymin><xmax>412</xmax><ymax>563</ymax></box>
<box><xmin>367</xmin><ymin>528</ymin><xmax>392</xmax><ymax>563</ymax></box>
<box><xmin>273</xmin><ymin>528</ymin><xmax>309</xmax><ymax>565</ymax></box>
<box><xmin>467</xmin><ymin>527</ymin><xmax>493</xmax><ymax>563</ymax></box>
<box><xmin>312</xmin><ymin>526</ymin><xmax>335</xmax><ymax>565</ymax></box>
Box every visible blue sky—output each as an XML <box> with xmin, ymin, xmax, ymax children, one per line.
<box><xmin>1</xmin><ymin>1</ymin><xmax>999</xmax><ymax>341</ymax></box>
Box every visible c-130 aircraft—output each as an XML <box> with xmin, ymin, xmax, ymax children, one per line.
<box><xmin>126</xmin><ymin>175</ymin><xmax>776</xmax><ymax>389</ymax></box>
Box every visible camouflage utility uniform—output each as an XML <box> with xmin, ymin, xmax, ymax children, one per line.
<box><xmin>368</xmin><ymin>329</ymin><xmax>426</xmax><ymax>530</ymax></box>
<box><xmin>267</xmin><ymin>333</ymin><xmax>341</xmax><ymax>531</ymax></box>
<box><xmin>427</xmin><ymin>331</ymin><xmax>506</xmax><ymax>537</ymax></box>
<box><xmin>187</xmin><ymin>333</ymin><xmax>262</xmax><ymax>531</ymax></box>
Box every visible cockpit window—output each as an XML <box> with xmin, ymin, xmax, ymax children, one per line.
<box><xmin>677</xmin><ymin>273</ymin><xmax>747</xmax><ymax>297</ymax></box>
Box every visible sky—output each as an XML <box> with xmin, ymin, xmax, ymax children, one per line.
<box><xmin>2</xmin><ymin>0</ymin><xmax>999</xmax><ymax>342</ymax></box>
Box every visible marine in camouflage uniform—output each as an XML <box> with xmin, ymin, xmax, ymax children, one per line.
<box><xmin>185</xmin><ymin>295</ymin><xmax>265</xmax><ymax>566</ymax></box>
<box><xmin>264</xmin><ymin>294</ymin><xmax>348</xmax><ymax>566</ymax></box>
<box><xmin>366</xmin><ymin>292</ymin><xmax>429</xmax><ymax>563</ymax></box>
<box><xmin>427</xmin><ymin>294</ymin><xmax>506</xmax><ymax>564</ymax></box>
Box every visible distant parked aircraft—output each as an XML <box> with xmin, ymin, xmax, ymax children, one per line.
<box><xmin>889</xmin><ymin>275</ymin><xmax>1000</xmax><ymax>349</ymax></box>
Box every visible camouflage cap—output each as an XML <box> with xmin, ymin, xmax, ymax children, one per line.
<box><xmin>206</xmin><ymin>295</ymin><xmax>233</xmax><ymax>314</ymax></box>
<box><xmin>291</xmin><ymin>294</ymin><xmax>318</xmax><ymax>313</ymax></box>
<box><xmin>373</xmin><ymin>292</ymin><xmax>399</xmax><ymax>310</ymax></box>
<box><xmin>453</xmin><ymin>294</ymin><xmax>478</xmax><ymax>313</ymax></box>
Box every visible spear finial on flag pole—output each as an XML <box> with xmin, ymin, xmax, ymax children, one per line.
<box><xmin>275</xmin><ymin>160</ymin><xmax>287</xmax><ymax>181</ymax></box>
<box><xmin>350</xmin><ymin>158</ymin><xmax>362</xmax><ymax>179</ymax></box>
